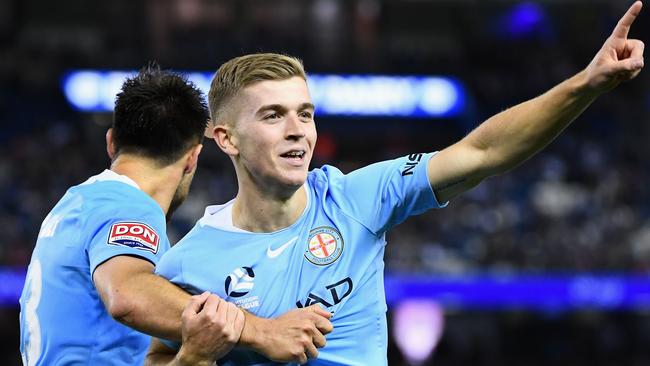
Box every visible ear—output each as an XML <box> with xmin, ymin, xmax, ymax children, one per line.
<box><xmin>106</xmin><ymin>128</ymin><xmax>116</xmax><ymax>160</ymax></box>
<box><xmin>204</xmin><ymin>119</ymin><xmax>215</xmax><ymax>138</ymax></box>
<box><xmin>183</xmin><ymin>144</ymin><xmax>203</xmax><ymax>174</ymax></box>
<box><xmin>214</xmin><ymin>123</ymin><xmax>239</xmax><ymax>157</ymax></box>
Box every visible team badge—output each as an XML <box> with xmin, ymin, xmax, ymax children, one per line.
<box><xmin>304</xmin><ymin>226</ymin><xmax>344</xmax><ymax>266</ymax></box>
<box><xmin>107</xmin><ymin>222</ymin><xmax>159</xmax><ymax>254</ymax></box>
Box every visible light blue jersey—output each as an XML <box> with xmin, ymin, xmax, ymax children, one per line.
<box><xmin>19</xmin><ymin>170</ymin><xmax>170</xmax><ymax>366</ymax></box>
<box><xmin>156</xmin><ymin>153</ymin><xmax>444</xmax><ymax>366</ymax></box>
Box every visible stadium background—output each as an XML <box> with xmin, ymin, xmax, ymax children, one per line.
<box><xmin>2</xmin><ymin>0</ymin><xmax>650</xmax><ymax>365</ymax></box>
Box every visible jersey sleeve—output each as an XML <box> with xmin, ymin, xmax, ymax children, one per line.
<box><xmin>86</xmin><ymin>202</ymin><xmax>169</xmax><ymax>276</ymax></box>
<box><xmin>326</xmin><ymin>152</ymin><xmax>447</xmax><ymax>235</ymax></box>
<box><xmin>154</xmin><ymin>244</ymin><xmax>186</xmax><ymax>351</ymax></box>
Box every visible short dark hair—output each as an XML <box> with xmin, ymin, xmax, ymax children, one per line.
<box><xmin>113</xmin><ymin>64</ymin><xmax>208</xmax><ymax>166</ymax></box>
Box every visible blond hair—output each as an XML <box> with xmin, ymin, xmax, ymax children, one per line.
<box><xmin>208</xmin><ymin>53</ymin><xmax>306</xmax><ymax>123</ymax></box>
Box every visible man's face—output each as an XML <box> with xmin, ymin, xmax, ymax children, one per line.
<box><xmin>229</xmin><ymin>76</ymin><xmax>317</xmax><ymax>193</ymax></box>
<box><xmin>167</xmin><ymin>168</ymin><xmax>196</xmax><ymax>221</ymax></box>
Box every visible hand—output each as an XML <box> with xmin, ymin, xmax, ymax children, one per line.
<box><xmin>585</xmin><ymin>1</ymin><xmax>645</xmax><ymax>93</ymax></box>
<box><xmin>243</xmin><ymin>305</ymin><xmax>334</xmax><ymax>364</ymax></box>
<box><xmin>176</xmin><ymin>292</ymin><xmax>245</xmax><ymax>366</ymax></box>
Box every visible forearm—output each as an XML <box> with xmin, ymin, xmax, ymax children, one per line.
<box><xmin>237</xmin><ymin>310</ymin><xmax>269</xmax><ymax>352</ymax></box>
<box><xmin>112</xmin><ymin>272</ymin><xmax>190</xmax><ymax>340</ymax></box>
<box><xmin>145</xmin><ymin>351</ymin><xmax>215</xmax><ymax>366</ymax></box>
<box><xmin>144</xmin><ymin>352</ymin><xmax>176</xmax><ymax>366</ymax></box>
<box><xmin>467</xmin><ymin>69</ymin><xmax>600</xmax><ymax>174</ymax></box>
<box><xmin>145</xmin><ymin>341</ymin><xmax>216</xmax><ymax>366</ymax></box>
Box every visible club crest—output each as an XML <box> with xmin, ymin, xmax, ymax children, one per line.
<box><xmin>304</xmin><ymin>226</ymin><xmax>344</xmax><ymax>266</ymax></box>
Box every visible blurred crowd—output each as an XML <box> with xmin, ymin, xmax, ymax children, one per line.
<box><xmin>388</xmin><ymin>127</ymin><xmax>650</xmax><ymax>274</ymax></box>
<box><xmin>2</xmin><ymin>100</ymin><xmax>650</xmax><ymax>275</ymax></box>
<box><xmin>3</xmin><ymin>1</ymin><xmax>650</xmax><ymax>364</ymax></box>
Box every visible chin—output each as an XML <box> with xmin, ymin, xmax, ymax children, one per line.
<box><xmin>286</xmin><ymin>177</ymin><xmax>307</xmax><ymax>189</ymax></box>
<box><xmin>282</xmin><ymin>172</ymin><xmax>308</xmax><ymax>188</ymax></box>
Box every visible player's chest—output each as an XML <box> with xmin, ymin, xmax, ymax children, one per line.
<box><xmin>197</xmin><ymin>214</ymin><xmax>375</xmax><ymax>316</ymax></box>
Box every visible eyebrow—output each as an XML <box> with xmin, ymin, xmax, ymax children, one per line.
<box><xmin>256</xmin><ymin>103</ymin><xmax>315</xmax><ymax>116</ymax></box>
<box><xmin>298</xmin><ymin>103</ymin><xmax>315</xmax><ymax>111</ymax></box>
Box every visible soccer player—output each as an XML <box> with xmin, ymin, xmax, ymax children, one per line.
<box><xmin>147</xmin><ymin>2</ymin><xmax>645</xmax><ymax>365</ymax></box>
<box><xmin>19</xmin><ymin>65</ymin><xmax>332</xmax><ymax>365</ymax></box>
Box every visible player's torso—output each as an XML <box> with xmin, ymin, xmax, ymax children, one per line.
<box><xmin>19</xmin><ymin>183</ymin><xmax>160</xmax><ymax>366</ymax></box>
<box><xmin>176</xmin><ymin>188</ymin><xmax>389</xmax><ymax>365</ymax></box>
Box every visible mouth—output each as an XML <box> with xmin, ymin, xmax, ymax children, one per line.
<box><xmin>280</xmin><ymin>149</ymin><xmax>307</xmax><ymax>165</ymax></box>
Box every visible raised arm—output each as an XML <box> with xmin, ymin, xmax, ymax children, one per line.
<box><xmin>428</xmin><ymin>1</ymin><xmax>645</xmax><ymax>203</ymax></box>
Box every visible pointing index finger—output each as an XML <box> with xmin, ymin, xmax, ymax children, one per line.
<box><xmin>612</xmin><ymin>1</ymin><xmax>643</xmax><ymax>39</ymax></box>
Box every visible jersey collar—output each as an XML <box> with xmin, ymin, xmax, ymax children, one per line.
<box><xmin>81</xmin><ymin>169</ymin><xmax>141</xmax><ymax>190</ymax></box>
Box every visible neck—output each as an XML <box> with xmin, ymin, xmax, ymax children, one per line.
<box><xmin>110</xmin><ymin>155</ymin><xmax>182</xmax><ymax>215</ymax></box>
<box><xmin>232</xmin><ymin>185</ymin><xmax>307</xmax><ymax>233</ymax></box>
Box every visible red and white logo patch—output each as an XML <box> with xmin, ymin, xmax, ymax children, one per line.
<box><xmin>107</xmin><ymin>222</ymin><xmax>160</xmax><ymax>254</ymax></box>
<box><xmin>304</xmin><ymin>226</ymin><xmax>344</xmax><ymax>266</ymax></box>
<box><xmin>309</xmin><ymin>233</ymin><xmax>338</xmax><ymax>259</ymax></box>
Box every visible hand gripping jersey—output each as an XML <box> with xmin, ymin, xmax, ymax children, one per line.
<box><xmin>19</xmin><ymin>170</ymin><xmax>170</xmax><ymax>366</ymax></box>
<box><xmin>156</xmin><ymin>153</ymin><xmax>445</xmax><ymax>366</ymax></box>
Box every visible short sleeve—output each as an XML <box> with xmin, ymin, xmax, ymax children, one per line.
<box><xmin>87</xmin><ymin>204</ymin><xmax>168</xmax><ymax>276</ymax></box>
<box><xmin>325</xmin><ymin>152</ymin><xmax>446</xmax><ymax>235</ymax></box>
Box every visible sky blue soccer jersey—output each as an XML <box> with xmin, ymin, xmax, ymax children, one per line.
<box><xmin>19</xmin><ymin>170</ymin><xmax>170</xmax><ymax>366</ymax></box>
<box><xmin>156</xmin><ymin>153</ymin><xmax>445</xmax><ymax>366</ymax></box>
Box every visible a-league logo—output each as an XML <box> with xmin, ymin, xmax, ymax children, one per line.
<box><xmin>224</xmin><ymin>266</ymin><xmax>255</xmax><ymax>298</ymax></box>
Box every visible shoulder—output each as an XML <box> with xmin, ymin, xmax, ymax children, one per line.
<box><xmin>196</xmin><ymin>201</ymin><xmax>242</xmax><ymax>233</ymax></box>
<box><xmin>165</xmin><ymin>216</ymin><xmax>227</xmax><ymax>257</ymax></box>
<box><xmin>156</xmin><ymin>219</ymin><xmax>231</xmax><ymax>280</ymax></box>
<box><xmin>76</xmin><ymin>182</ymin><xmax>166</xmax><ymax>244</ymax></box>
<box><xmin>307</xmin><ymin>165</ymin><xmax>346</xmax><ymax>190</ymax></box>
<box><xmin>77</xmin><ymin>181</ymin><xmax>162</xmax><ymax>216</ymax></box>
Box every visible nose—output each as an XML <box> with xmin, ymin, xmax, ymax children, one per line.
<box><xmin>284</xmin><ymin>113</ymin><xmax>305</xmax><ymax>140</ymax></box>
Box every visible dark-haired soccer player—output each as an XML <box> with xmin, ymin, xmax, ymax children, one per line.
<box><xmin>19</xmin><ymin>65</ymin><xmax>332</xmax><ymax>365</ymax></box>
<box><xmin>148</xmin><ymin>2</ymin><xmax>644</xmax><ymax>365</ymax></box>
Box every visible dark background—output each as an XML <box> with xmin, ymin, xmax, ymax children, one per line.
<box><xmin>2</xmin><ymin>0</ymin><xmax>650</xmax><ymax>365</ymax></box>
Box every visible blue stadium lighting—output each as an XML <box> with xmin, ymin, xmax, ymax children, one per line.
<box><xmin>62</xmin><ymin>71</ymin><xmax>466</xmax><ymax>118</ymax></box>
<box><xmin>63</xmin><ymin>71</ymin><xmax>136</xmax><ymax>111</ymax></box>
<box><xmin>0</xmin><ymin>267</ymin><xmax>26</xmax><ymax>306</ymax></box>
<box><xmin>504</xmin><ymin>2</ymin><xmax>547</xmax><ymax>38</ymax></box>
<box><xmin>63</xmin><ymin>71</ymin><xmax>102</xmax><ymax>110</ymax></box>
<box><xmin>307</xmin><ymin>75</ymin><xmax>464</xmax><ymax>117</ymax></box>
<box><xmin>5</xmin><ymin>267</ymin><xmax>650</xmax><ymax>310</ymax></box>
<box><xmin>384</xmin><ymin>274</ymin><xmax>650</xmax><ymax>311</ymax></box>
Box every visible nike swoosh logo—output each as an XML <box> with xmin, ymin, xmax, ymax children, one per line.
<box><xmin>267</xmin><ymin>236</ymin><xmax>299</xmax><ymax>258</ymax></box>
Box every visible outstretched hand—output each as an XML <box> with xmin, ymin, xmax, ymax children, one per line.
<box><xmin>586</xmin><ymin>1</ymin><xmax>645</xmax><ymax>92</ymax></box>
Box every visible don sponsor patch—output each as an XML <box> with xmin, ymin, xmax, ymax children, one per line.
<box><xmin>107</xmin><ymin>222</ymin><xmax>160</xmax><ymax>254</ymax></box>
